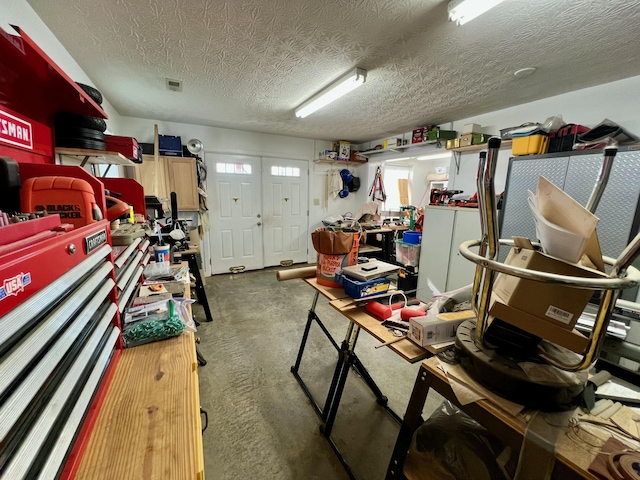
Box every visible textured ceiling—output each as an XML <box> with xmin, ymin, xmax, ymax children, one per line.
<box><xmin>27</xmin><ymin>0</ymin><xmax>640</xmax><ymax>142</ymax></box>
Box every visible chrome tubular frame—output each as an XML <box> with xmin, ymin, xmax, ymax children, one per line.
<box><xmin>460</xmin><ymin>144</ymin><xmax>640</xmax><ymax>371</ymax></box>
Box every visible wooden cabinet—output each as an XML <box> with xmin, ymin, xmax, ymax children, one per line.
<box><xmin>134</xmin><ymin>155</ymin><xmax>199</xmax><ymax>212</ymax></box>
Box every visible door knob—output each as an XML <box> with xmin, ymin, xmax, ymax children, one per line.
<box><xmin>257</xmin><ymin>214</ymin><xmax>261</xmax><ymax>218</ymax></box>
<box><xmin>257</xmin><ymin>222</ymin><xmax>262</xmax><ymax>226</ymax></box>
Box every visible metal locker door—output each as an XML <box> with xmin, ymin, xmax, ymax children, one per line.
<box><xmin>499</xmin><ymin>155</ymin><xmax>570</xmax><ymax>261</ymax></box>
<box><xmin>564</xmin><ymin>151</ymin><xmax>640</xmax><ymax>260</ymax></box>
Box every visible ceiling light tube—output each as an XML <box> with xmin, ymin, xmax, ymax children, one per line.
<box><xmin>448</xmin><ymin>0</ymin><xmax>507</xmax><ymax>25</ymax></box>
<box><xmin>416</xmin><ymin>152</ymin><xmax>452</xmax><ymax>161</ymax></box>
<box><xmin>295</xmin><ymin>68</ymin><xmax>367</xmax><ymax>118</ymax></box>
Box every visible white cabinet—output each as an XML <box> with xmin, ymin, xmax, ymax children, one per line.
<box><xmin>416</xmin><ymin>207</ymin><xmax>481</xmax><ymax>299</ymax></box>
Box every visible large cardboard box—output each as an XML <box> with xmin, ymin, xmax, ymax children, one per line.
<box><xmin>489</xmin><ymin>296</ymin><xmax>589</xmax><ymax>353</ymax></box>
<box><xmin>493</xmin><ymin>238</ymin><xmax>606</xmax><ymax>329</ymax></box>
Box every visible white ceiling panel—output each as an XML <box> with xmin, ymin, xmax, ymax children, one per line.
<box><xmin>27</xmin><ymin>0</ymin><xmax>640</xmax><ymax>142</ymax></box>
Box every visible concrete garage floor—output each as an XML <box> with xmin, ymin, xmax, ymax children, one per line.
<box><xmin>192</xmin><ymin>266</ymin><xmax>444</xmax><ymax>480</ymax></box>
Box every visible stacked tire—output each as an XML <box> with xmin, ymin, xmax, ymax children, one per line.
<box><xmin>54</xmin><ymin>83</ymin><xmax>107</xmax><ymax>151</ymax></box>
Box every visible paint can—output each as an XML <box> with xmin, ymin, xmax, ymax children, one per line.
<box><xmin>154</xmin><ymin>244</ymin><xmax>170</xmax><ymax>263</ymax></box>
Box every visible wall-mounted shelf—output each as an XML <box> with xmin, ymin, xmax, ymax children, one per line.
<box><xmin>360</xmin><ymin>139</ymin><xmax>449</xmax><ymax>156</ymax></box>
<box><xmin>313</xmin><ymin>158</ymin><xmax>367</xmax><ymax>165</ymax></box>
<box><xmin>450</xmin><ymin>139</ymin><xmax>513</xmax><ymax>174</ymax></box>
<box><xmin>56</xmin><ymin>148</ymin><xmax>136</xmax><ymax>167</ymax></box>
<box><xmin>449</xmin><ymin>139</ymin><xmax>512</xmax><ymax>153</ymax></box>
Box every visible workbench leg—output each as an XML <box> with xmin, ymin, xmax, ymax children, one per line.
<box><xmin>385</xmin><ymin>365</ymin><xmax>432</xmax><ymax>480</ymax></box>
<box><xmin>321</xmin><ymin>322</ymin><xmax>354</xmax><ymax>421</ymax></box>
<box><xmin>292</xmin><ymin>291</ymin><xmax>320</xmax><ymax>373</ymax></box>
<box><xmin>187</xmin><ymin>254</ymin><xmax>213</xmax><ymax>322</ymax></box>
<box><xmin>351</xmin><ymin>354</ymin><xmax>389</xmax><ymax>408</ymax></box>
<box><xmin>322</xmin><ymin>324</ymin><xmax>359</xmax><ymax>437</ymax></box>
<box><xmin>291</xmin><ymin>291</ymin><xmax>340</xmax><ymax>419</ymax></box>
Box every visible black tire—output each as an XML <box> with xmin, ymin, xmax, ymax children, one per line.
<box><xmin>55</xmin><ymin>126</ymin><xmax>105</xmax><ymax>142</ymax></box>
<box><xmin>76</xmin><ymin>82</ymin><xmax>103</xmax><ymax>105</ymax></box>
<box><xmin>55</xmin><ymin>112</ymin><xmax>107</xmax><ymax>132</ymax></box>
<box><xmin>56</xmin><ymin>137</ymin><xmax>106</xmax><ymax>151</ymax></box>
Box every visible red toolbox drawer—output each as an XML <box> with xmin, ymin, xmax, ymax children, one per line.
<box><xmin>0</xmin><ymin>220</ymin><xmax>112</xmax><ymax>316</ymax></box>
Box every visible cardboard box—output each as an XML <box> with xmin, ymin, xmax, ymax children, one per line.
<box><xmin>463</xmin><ymin>123</ymin><xmax>481</xmax><ymax>134</ymax></box>
<box><xmin>409</xmin><ymin>310</ymin><xmax>474</xmax><ymax>347</ymax></box>
<box><xmin>384</xmin><ymin>137</ymin><xmax>402</xmax><ymax>149</ymax></box>
<box><xmin>412</xmin><ymin>128</ymin><xmax>424</xmax><ymax>144</ymax></box>
<box><xmin>459</xmin><ymin>133</ymin><xmax>474</xmax><ymax>147</ymax></box>
<box><xmin>445</xmin><ymin>138</ymin><xmax>460</xmax><ymax>149</ymax></box>
<box><xmin>332</xmin><ymin>141</ymin><xmax>350</xmax><ymax>161</ymax></box>
<box><xmin>489</xmin><ymin>296</ymin><xmax>589</xmax><ymax>353</ymax></box>
<box><xmin>494</xmin><ymin>238</ymin><xmax>606</xmax><ymax>329</ymax></box>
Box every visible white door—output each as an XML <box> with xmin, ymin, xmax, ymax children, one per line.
<box><xmin>262</xmin><ymin>158</ymin><xmax>309</xmax><ymax>266</ymax></box>
<box><xmin>207</xmin><ymin>154</ymin><xmax>263</xmax><ymax>274</ymax></box>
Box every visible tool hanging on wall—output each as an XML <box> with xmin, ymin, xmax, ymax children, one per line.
<box><xmin>369</xmin><ymin>166</ymin><xmax>386</xmax><ymax>202</ymax></box>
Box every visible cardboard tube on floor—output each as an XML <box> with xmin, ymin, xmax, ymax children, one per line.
<box><xmin>276</xmin><ymin>266</ymin><xmax>317</xmax><ymax>281</ymax></box>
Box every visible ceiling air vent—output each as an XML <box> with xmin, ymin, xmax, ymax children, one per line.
<box><xmin>165</xmin><ymin>78</ymin><xmax>183</xmax><ymax>92</ymax></box>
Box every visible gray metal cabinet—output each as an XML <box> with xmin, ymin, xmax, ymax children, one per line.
<box><xmin>417</xmin><ymin>207</ymin><xmax>480</xmax><ymax>299</ymax></box>
<box><xmin>447</xmin><ymin>209</ymin><xmax>482</xmax><ymax>291</ymax></box>
<box><xmin>500</xmin><ymin>148</ymin><xmax>640</xmax><ymax>299</ymax></box>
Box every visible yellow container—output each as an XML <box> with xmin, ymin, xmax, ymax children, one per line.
<box><xmin>512</xmin><ymin>134</ymin><xmax>549</xmax><ymax>156</ymax></box>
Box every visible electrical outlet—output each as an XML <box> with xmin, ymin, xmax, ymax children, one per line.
<box><xmin>313</xmin><ymin>198</ymin><xmax>320</xmax><ymax>206</ymax></box>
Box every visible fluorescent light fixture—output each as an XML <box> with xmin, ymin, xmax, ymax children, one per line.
<box><xmin>416</xmin><ymin>152</ymin><xmax>452</xmax><ymax>161</ymax></box>
<box><xmin>295</xmin><ymin>68</ymin><xmax>367</xmax><ymax>118</ymax></box>
<box><xmin>448</xmin><ymin>0</ymin><xmax>507</xmax><ymax>25</ymax></box>
<box><xmin>385</xmin><ymin>157</ymin><xmax>412</xmax><ymax>163</ymax></box>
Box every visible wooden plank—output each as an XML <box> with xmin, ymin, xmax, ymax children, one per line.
<box><xmin>75</xmin><ymin>333</ymin><xmax>200</xmax><ymax>480</ymax></box>
<box><xmin>332</xmin><ymin>302</ymin><xmax>430</xmax><ymax>363</ymax></box>
<box><xmin>56</xmin><ymin>148</ymin><xmax>134</xmax><ymax>166</ymax></box>
<box><xmin>398</xmin><ymin>179</ymin><xmax>409</xmax><ymax>205</ymax></box>
<box><xmin>303</xmin><ymin>277</ymin><xmax>351</xmax><ymax>301</ymax></box>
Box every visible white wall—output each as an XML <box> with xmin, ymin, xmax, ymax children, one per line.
<box><xmin>448</xmin><ymin>75</ymin><xmax>640</xmax><ymax>195</ymax></box>
<box><xmin>117</xmin><ymin>115</ymin><xmax>368</xmax><ymax>270</ymax></box>
<box><xmin>2</xmin><ymin>0</ymin><xmax>122</xmax><ymax>132</ymax></box>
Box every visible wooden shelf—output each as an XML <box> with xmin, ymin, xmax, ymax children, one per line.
<box><xmin>449</xmin><ymin>139</ymin><xmax>512</xmax><ymax>153</ymax></box>
<box><xmin>313</xmin><ymin>158</ymin><xmax>367</xmax><ymax>165</ymax></box>
<box><xmin>359</xmin><ymin>245</ymin><xmax>382</xmax><ymax>254</ymax></box>
<box><xmin>56</xmin><ymin>148</ymin><xmax>136</xmax><ymax>166</ymax></box>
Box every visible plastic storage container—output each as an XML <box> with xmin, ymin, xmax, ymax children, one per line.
<box><xmin>512</xmin><ymin>134</ymin><xmax>549</xmax><ymax>156</ymax></box>
<box><xmin>402</xmin><ymin>231</ymin><xmax>422</xmax><ymax>244</ymax></box>
<box><xmin>336</xmin><ymin>273</ymin><xmax>391</xmax><ymax>299</ymax></box>
<box><xmin>548</xmin><ymin>124</ymin><xmax>590</xmax><ymax>153</ymax></box>
<box><xmin>396</xmin><ymin>241</ymin><xmax>421</xmax><ymax>267</ymax></box>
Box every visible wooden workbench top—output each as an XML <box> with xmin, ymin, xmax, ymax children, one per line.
<box><xmin>304</xmin><ymin>277</ymin><xmax>351</xmax><ymax>301</ymax></box>
<box><xmin>75</xmin><ymin>332</ymin><xmax>204</xmax><ymax>480</ymax></box>
<box><xmin>331</xmin><ymin>302</ymin><xmax>431</xmax><ymax>363</ymax></box>
<box><xmin>76</xmin><ymin>278</ymin><xmax>204</xmax><ymax>480</ymax></box>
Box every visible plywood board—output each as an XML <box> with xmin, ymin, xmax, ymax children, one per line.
<box><xmin>75</xmin><ymin>333</ymin><xmax>202</xmax><ymax>480</ymax></box>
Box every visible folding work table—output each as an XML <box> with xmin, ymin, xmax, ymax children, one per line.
<box><xmin>386</xmin><ymin>357</ymin><xmax>602</xmax><ymax>480</ymax></box>
<box><xmin>291</xmin><ymin>277</ymin><xmax>442</xmax><ymax>478</ymax></box>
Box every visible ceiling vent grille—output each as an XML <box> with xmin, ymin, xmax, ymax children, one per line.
<box><xmin>165</xmin><ymin>78</ymin><xmax>183</xmax><ymax>92</ymax></box>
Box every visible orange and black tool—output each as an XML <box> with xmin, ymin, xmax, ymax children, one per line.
<box><xmin>20</xmin><ymin>176</ymin><xmax>102</xmax><ymax>229</ymax></box>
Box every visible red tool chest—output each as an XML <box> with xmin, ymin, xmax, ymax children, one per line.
<box><xmin>0</xmin><ymin>24</ymin><xmax>149</xmax><ymax>480</ymax></box>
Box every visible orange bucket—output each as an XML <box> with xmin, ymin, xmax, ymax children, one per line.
<box><xmin>316</xmin><ymin>233</ymin><xmax>359</xmax><ymax>287</ymax></box>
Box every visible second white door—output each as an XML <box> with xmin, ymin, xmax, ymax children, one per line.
<box><xmin>261</xmin><ymin>158</ymin><xmax>309</xmax><ymax>266</ymax></box>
